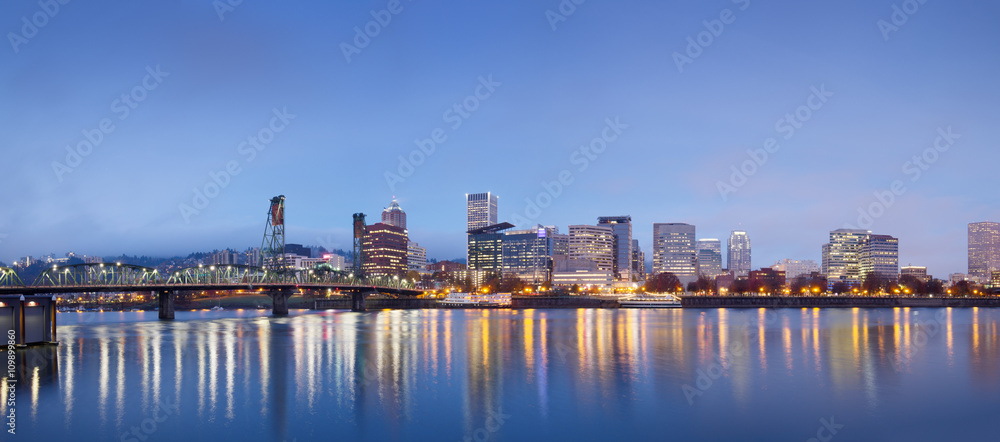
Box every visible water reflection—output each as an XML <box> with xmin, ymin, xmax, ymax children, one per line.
<box><xmin>3</xmin><ymin>307</ymin><xmax>1000</xmax><ymax>440</ymax></box>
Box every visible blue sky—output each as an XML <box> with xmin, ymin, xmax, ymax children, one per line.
<box><xmin>1</xmin><ymin>0</ymin><xmax>998</xmax><ymax>277</ymax></box>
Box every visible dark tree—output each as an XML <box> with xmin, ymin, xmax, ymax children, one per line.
<box><xmin>831</xmin><ymin>282</ymin><xmax>850</xmax><ymax>295</ymax></box>
<box><xmin>731</xmin><ymin>278</ymin><xmax>750</xmax><ymax>295</ymax></box>
<box><xmin>645</xmin><ymin>273</ymin><xmax>682</xmax><ymax>293</ymax></box>
<box><xmin>950</xmin><ymin>280</ymin><xmax>979</xmax><ymax>297</ymax></box>
<box><xmin>898</xmin><ymin>275</ymin><xmax>925</xmax><ymax>295</ymax></box>
<box><xmin>924</xmin><ymin>279</ymin><xmax>944</xmax><ymax>296</ymax></box>
<box><xmin>862</xmin><ymin>273</ymin><xmax>892</xmax><ymax>294</ymax></box>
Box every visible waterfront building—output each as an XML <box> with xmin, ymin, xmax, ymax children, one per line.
<box><xmin>901</xmin><ymin>266</ymin><xmax>930</xmax><ymax>283</ymax></box>
<box><xmin>568</xmin><ymin>225</ymin><xmax>615</xmax><ymax>273</ymax></box>
<box><xmin>860</xmin><ymin>234</ymin><xmax>900</xmax><ymax>281</ymax></box>
<box><xmin>823</xmin><ymin>229</ymin><xmax>870</xmax><ymax>284</ymax></box>
<box><xmin>771</xmin><ymin>259</ymin><xmax>820</xmax><ymax>281</ymax></box>
<box><xmin>652</xmin><ymin>223</ymin><xmax>698</xmax><ymax>285</ymax></box>
<box><xmin>727</xmin><ymin>230</ymin><xmax>752</xmax><ymax>277</ymax></box>
<box><xmin>696</xmin><ymin>239</ymin><xmax>723</xmax><ymax>277</ymax></box>
<box><xmin>749</xmin><ymin>268</ymin><xmax>786</xmax><ymax>292</ymax></box>
<box><xmin>362</xmin><ymin>222</ymin><xmax>408</xmax><ymax>276</ymax></box>
<box><xmin>968</xmin><ymin>222</ymin><xmax>1000</xmax><ymax>283</ymax></box>
<box><xmin>427</xmin><ymin>260</ymin><xmax>466</xmax><ymax>273</ymax></box>
<box><xmin>631</xmin><ymin>239</ymin><xmax>645</xmax><ymax>281</ymax></box>
<box><xmin>502</xmin><ymin>225</ymin><xmax>557</xmax><ymax>283</ymax></box>
<box><xmin>551</xmin><ymin>256</ymin><xmax>613</xmax><ymax>288</ymax></box>
<box><xmin>467</xmin><ymin>222</ymin><xmax>513</xmax><ymax>273</ymax></box>
<box><xmin>407</xmin><ymin>241</ymin><xmax>427</xmax><ymax>271</ymax></box>
<box><xmin>597</xmin><ymin>216</ymin><xmax>633</xmax><ymax>281</ymax></box>
<box><xmin>382</xmin><ymin>199</ymin><xmax>407</xmax><ymax>229</ymax></box>
<box><xmin>322</xmin><ymin>253</ymin><xmax>347</xmax><ymax>270</ymax></box>
<box><xmin>949</xmin><ymin>273</ymin><xmax>969</xmax><ymax>284</ymax></box>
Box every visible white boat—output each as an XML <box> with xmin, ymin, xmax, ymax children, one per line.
<box><xmin>211</xmin><ymin>305</ymin><xmax>224</xmax><ymax>311</ymax></box>
<box><xmin>618</xmin><ymin>294</ymin><xmax>682</xmax><ymax>308</ymax></box>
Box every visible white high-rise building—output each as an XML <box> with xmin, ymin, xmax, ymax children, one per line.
<box><xmin>696</xmin><ymin>239</ymin><xmax>723</xmax><ymax>277</ymax></box>
<box><xmin>860</xmin><ymin>234</ymin><xmax>899</xmax><ymax>280</ymax></box>
<box><xmin>597</xmin><ymin>216</ymin><xmax>633</xmax><ymax>281</ymax></box>
<box><xmin>727</xmin><ymin>230</ymin><xmax>751</xmax><ymax>277</ymax></box>
<box><xmin>653</xmin><ymin>223</ymin><xmax>698</xmax><ymax>284</ymax></box>
<box><xmin>407</xmin><ymin>241</ymin><xmax>427</xmax><ymax>271</ymax></box>
<box><xmin>968</xmin><ymin>222</ymin><xmax>1000</xmax><ymax>283</ymax></box>
<box><xmin>823</xmin><ymin>229</ymin><xmax>871</xmax><ymax>284</ymax></box>
<box><xmin>466</xmin><ymin>192</ymin><xmax>498</xmax><ymax>232</ymax></box>
<box><xmin>568</xmin><ymin>225</ymin><xmax>615</xmax><ymax>272</ymax></box>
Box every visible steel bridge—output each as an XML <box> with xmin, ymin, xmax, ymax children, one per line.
<box><xmin>0</xmin><ymin>263</ymin><xmax>421</xmax><ymax>318</ymax></box>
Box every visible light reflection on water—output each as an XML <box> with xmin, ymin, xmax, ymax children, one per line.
<box><xmin>3</xmin><ymin>307</ymin><xmax>999</xmax><ymax>441</ymax></box>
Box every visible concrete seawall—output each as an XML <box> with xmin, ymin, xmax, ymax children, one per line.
<box><xmin>681</xmin><ymin>296</ymin><xmax>1000</xmax><ymax>308</ymax></box>
<box><xmin>511</xmin><ymin>296</ymin><xmax>618</xmax><ymax>309</ymax></box>
<box><xmin>314</xmin><ymin>298</ymin><xmax>439</xmax><ymax>310</ymax></box>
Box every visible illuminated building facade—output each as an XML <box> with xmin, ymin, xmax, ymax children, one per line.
<box><xmin>969</xmin><ymin>221</ymin><xmax>1000</xmax><ymax>283</ymax></box>
<box><xmin>362</xmin><ymin>222</ymin><xmax>408</xmax><ymax>276</ymax></box>
<box><xmin>597</xmin><ymin>216</ymin><xmax>633</xmax><ymax>281</ymax></box>
<box><xmin>727</xmin><ymin>230</ymin><xmax>751</xmax><ymax>277</ymax></box>
<box><xmin>652</xmin><ymin>223</ymin><xmax>697</xmax><ymax>284</ymax></box>
<box><xmin>568</xmin><ymin>225</ymin><xmax>615</xmax><ymax>273</ymax></box>
<box><xmin>860</xmin><ymin>234</ymin><xmax>899</xmax><ymax>280</ymax></box>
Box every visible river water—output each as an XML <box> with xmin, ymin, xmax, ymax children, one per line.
<box><xmin>3</xmin><ymin>307</ymin><xmax>999</xmax><ymax>441</ymax></box>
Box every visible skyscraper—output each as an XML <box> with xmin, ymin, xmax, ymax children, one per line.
<box><xmin>568</xmin><ymin>225</ymin><xmax>615</xmax><ymax>272</ymax></box>
<box><xmin>467</xmin><ymin>222</ymin><xmax>513</xmax><ymax>273</ymax></box>
<box><xmin>727</xmin><ymin>231</ymin><xmax>751</xmax><ymax>277</ymax></box>
<box><xmin>381</xmin><ymin>199</ymin><xmax>406</xmax><ymax>229</ymax></box>
<box><xmin>631</xmin><ymin>239</ymin><xmax>645</xmax><ymax>281</ymax></box>
<box><xmin>860</xmin><ymin>234</ymin><xmax>899</xmax><ymax>280</ymax></box>
<box><xmin>653</xmin><ymin>223</ymin><xmax>698</xmax><ymax>284</ymax></box>
<box><xmin>597</xmin><ymin>216</ymin><xmax>633</xmax><ymax>281</ymax></box>
<box><xmin>823</xmin><ymin>229</ymin><xmax>870</xmax><ymax>285</ymax></box>
<box><xmin>466</xmin><ymin>192</ymin><xmax>498</xmax><ymax>231</ymax></box>
<box><xmin>362</xmin><ymin>223</ymin><xmax>408</xmax><ymax>276</ymax></box>
<box><xmin>696</xmin><ymin>239</ymin><xmax>723</xmax><ymax>277</ymax></box>
<box><xmin>502</xmin><ymin>225</ymin><xmax>557</xmax><ymax>283</ymax></box>
<box><xmin>968</xmin><ymin>221</ymin><xmax>1000</xmax><ymax>282</ymax></box>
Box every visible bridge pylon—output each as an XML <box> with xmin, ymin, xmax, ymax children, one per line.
<box><xmin>261</xmin><ymin>195</ymin><xmax>287</xmax><ymax>279</ymax></box>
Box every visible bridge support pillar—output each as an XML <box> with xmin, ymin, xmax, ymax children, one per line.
<box><xmin>351</xmin><ymin>292</ymin><xmax>366</xmax><ymax>312</ymax></box>
<box><xmin>158</xmin><ymin>291</ymin><xmax>175</xmax><ymax>320</ymax></box>
<box><xmin>272</xmin><ymin>290</ymin><xmax>292</xmax><ymax>316</ymax></box>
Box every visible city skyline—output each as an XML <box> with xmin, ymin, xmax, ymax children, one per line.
<box><xmin>2</xmin><ymin>2</ymin><xmax>998</xmax><ymax>279</ymax></box>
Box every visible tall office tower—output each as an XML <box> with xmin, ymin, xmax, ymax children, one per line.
<box><xmin>821</xmin><ymin>244</ymin><xmax>831</xmax><ymax>276</ymax></box>
<box><xmin>860</xmin><ymin>234</ymin><xmax>899</xmax><ymax>280</ymax></box>
<box><xmin>466</xmin><ymin>192</ymin><xmax>498</xmax><ymax>231</ymax></box>
<box><xmin>696</xmin><ymin>239</ymin><xmax>723</xmax><ymax>277</ymax></box>
<box><xmin>771</xmin><ymin>259</ymin><xmax>820</xmax><ymax>280</ymax></box>
<box><xmin>467</xmin><ymin>222</ymin><xmax>513</xmax><ymax>273</ymax></box>
<box><xmin>727</xmin><ymin>231</ymin><xmax>752</xmax><ymax>277</ymax></box>
<box><xmin>824</xmin><ymin>229</ymin><xmax>871</xmax><ymax>284</ymax></box>
<box><xmin>652</xmin><ymin>223</ymin><xmax>698</xmax><ymax>283</ymax></box>
<box><xmin>568</xmin><ymin>225</ymin><xmax>615</xmax><ymax>272</ymax></box>
<box><xmin>597</xmin><ymin>216</ymin><xmax>633</xmax><ymax>281</ymax></box>
<box><xmin>502</xmin><ymin>225</ymin><xmax>557</xmax><ymax>283</ymax></box>
<box><xmin>382</xmin><ymin>199</ymin><xmax>406</xmax><ymax>229</ymax></box>
<box><xmin>362</xmin><ymin>223</ymin><xmax>408</xmax><ymax>276</ymax></box>
<box><xmin>552</xmin><ymin>233</ymin><xmax>570</xmax><ymax>259</ymax></box>
<box><xmin>968</xmin><ymin>222</ymin><xmax>1000</xmax><ymax>282</ymax></box>
<box><xmin>632</xmin><ymin>239</ymin><xmax>645</xmax><ymax>281</ymax></box>
<box><xmin>407</xmin><ymin>241</ymin><xmax>427</xmax><ymax>271</ymax></box>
